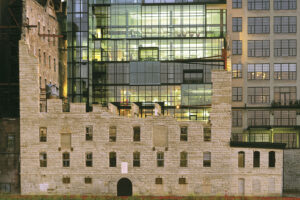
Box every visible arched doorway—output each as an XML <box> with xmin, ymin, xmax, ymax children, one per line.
<box><xmin>117</xmin><ymin>178</ymin><xmax>132</xmax><ymax>196</ymax></box>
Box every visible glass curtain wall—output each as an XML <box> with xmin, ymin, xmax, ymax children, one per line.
<box><xmin>67</xmin><ymin>0</ymin><xmax>226</xmax><ymax>121</ymax></box>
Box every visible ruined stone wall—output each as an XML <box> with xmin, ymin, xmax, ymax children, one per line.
<box><xmin>19</xmin><ymin>40</ymin><xmax>283</xmax><ymax>196</ymax></box>
<box><xmin>24</xmin><ymin>0</ymin><xmax>60</xmax><ymax>88</ymax></box>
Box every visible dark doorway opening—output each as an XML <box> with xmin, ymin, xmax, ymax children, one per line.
<box><xmin>117</xmin><ymin>178</ymin><xmax>132</xmax><ymax>196</ymax></box>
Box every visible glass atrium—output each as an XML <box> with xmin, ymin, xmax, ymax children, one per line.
<box><xmin>67</xmin><ymin>0</ymin><xmax>226</xmax><ymax>120</ymax></box>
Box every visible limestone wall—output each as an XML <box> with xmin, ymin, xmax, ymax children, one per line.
<box><xmin>19</xmin><ymin>40</ymin><xmax>283</xmax><ymax>196</ymax></box>
<box><xmin>283</xmin><ymin>149</ymin><xmax>300</xmax><ymax>194</ymax></box>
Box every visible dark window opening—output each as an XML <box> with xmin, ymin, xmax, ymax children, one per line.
<box><xmin>63</xmin><ymin>152</ymin><xmax>70</xmax><ymax>167</ymax></box>
<box><xmin>133</xmin><ymin>126</ymin><xmax>140</xmax><ymax>142</ymax></box>
<box><xmin>86</xmin><ymin>152</ymin><xmax>93</xmax><ymax>167</ymax></box>
<box><xmin>180</xmin><ymin>151</ymin><xmax>188</xmax><ymax>167</ymax></box>
<box><xmin>204</xmin><ymin>127</ymin><xmax>211</xmax><ymax>141</ymax></box>
<box><xmin>179</xmin><ymin>178</ymin><xmax>186</xmax><ymax>184</ymax></box>
<box><xmin>62</xmin><ymin>177</ymin><xmax>70</xmax><ymax>184</ymax></box>
<box><xmin>155</xmin><ymin>177</ymin><xmax>163</xmax><ymax>184</ymax></box>
<box><xmin>85</xmin><ymin>177</ymin><xmax>92</xmax><ymax>184</ymax></box>
<box><xmin>133</xmin><ymin>152</ymin><xmax>140</xmax><ymax>167</ymax></box>
<box><xmin>86</xmin><ymin>126</ymin><xmax>93</xmax><ymax>141</ymax></box>
<box><xmin>180</xmin><ymin>126</ymin><xmax>188</xmax><ymax>141</ymax></box>
<box><xmin>238</xmin><ymin>151</ymin><xmax>245</xmax><ymax>168</ymax></box>
<box><xmin>183</xmin><ymin>70</ymin><xmax>203</xmax><ymax>84</ymax></box>
<box><xmin>157</xmin><ymin>152</ymin><xmax>164</xmax><ymax>167</ymax></box>
<box><xmin>110</xmin><ymin>152</ymin><xmax>117</xmax><ymax>167</ymax></box>
<box><xmin>269</xmin><ymin>151</ymin><xmax>275</xmax><ymax>167</ymax></box>
<box><xmin>109</xmin><ymin>126</ymin><xmax>116</xmax><ymax>142</ymax></box>
<box><xmin>203</xmin><ymin>152</ymin><xmax>211</xmax><ymax>167</ymax></box>
<box><xmin>253</xmin><ymin>151</ymin><xmax>260</xmax><ymax>167</ymax></box>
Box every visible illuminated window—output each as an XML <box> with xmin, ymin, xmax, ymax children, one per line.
<box><xmin>232</xmin><ymin>64</ymin><xmax>242</xmax><ymax>78</ymax></box>
<box><xmin>247</xmin><ymin>64</ymin><xmax>270</xmax><ymax>80</ymax></box>
<box><xmin>138</xmin><ymin>47</ymin><xmax>158</xmax><ymax>61</ymax></box>
<box><xmin>274</xmin><ymin>64</ymin><xmax>296</xmax><ymax>80</ymax></box>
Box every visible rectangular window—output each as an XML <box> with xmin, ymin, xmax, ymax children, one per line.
<box><xmin>274</xmin><ymin>16</ymin><xmax>297</xmax><ymax>33</ymax></box>
<box><xmin>274</xmin><ymin>86</ymin><xmax>296</xmax><ymax>105</ymax></box>
<box><xmin>274</xmin><ymin>0</ymin><xmax>297</xmax><ymax>10</ymax></box>
<box><xmin>203</xmin><ymin>152</ymin><xmax>211</xmax><ymax>167</ymax></box>
<box><xmin>62</xmin><ymin>177</ymin><xmax>70</xmax><ymax>184</ymax></box>
<box><xmin>248</xmin><ymin>110</ymin><xmax>270</xmax><ymax>126</ymax></box>
<box><xmin>179</xmin><ymin>178</ymin><xmax>186</xmax><ymax>184</ymax></box>
<box><xmin>248</xmin><ymin>17</ymin><xmax>270</xmax><ymax>34</ymax></box>
<box><xmin>109</xmin><ymin>126</ymin><xmax>116</xmax><ymax>142</ymax></box>
<box><xmin>63</xmin><ymin>152</ymin><xmax>70</xmax><ymax>167</ymax></box>
<box><xmin>274</xmin><ymin>40</ymin><xmax>297</xmax><ymax>56</ymax></box>
<box><xmin>180</xmin><ymin>152</ymin><xmax>188</xmax><ymax>167</ymax></box>
<box><xmin>269</xmin><ymin>151</ymin><xmax>275</xmax><ymax>167</ymax></box>
<box><xmin>0</xmin><ymin>183</ymin><xmax>11</xmax><ymax>193</ymax></box>
<box><xmin>133</xmin><ymin>126</ymin><xmax>140</xmax><ymax>142</ymax></box>
<box><xmin>248</xmin><ymin>40</ymin><xmax>270</xmax><ymax>57</ymax></box>
<box><xmin>274</xmin><ymin>63</ymin><xmax>297</xmax><ymax>80</ymax></box>
<box><xmin>40</xmin><ymin>152</ymin><xmax>47</xmax><ymax>167</ymax></box>
<box><xmin>232</xmin><ymin>110</ymin><xmax>243</xmax><ymax>127</ymax></box>
<box><xmin>155</xmin><ymin>177</ymin><xmax>163</xmax><ymax>184</ymax></box>
<box><xmin>238</xmin><ymin>151</ymin><xmax>245</xmax><ymax>168</ymax></box>
<box><xmin>248</xmin><ymin>87</ymin><xmax>270</xmax><ymax>104</ymax></box>
<box><xmin>274</xmin><ymin>110</ymin><xmax>296</xmax><ymax>126</ymax></box>
<box><xmin>232</xmin><ymin>40</ymin><xmax>242</xmax><ymax>55</ymax></box>
<box><xmin>85</xmin><ymin>177</ymin><xmax>92</xmax><ymax>184</ymax></box>
<box><xmin>233</xmin><ymin>0</ymin><xmax>242</xmax><ymax>8</ymax></box>
<box><xmin>157</xmin><ymin>152</ymin><xmax>164</xmax><ymax>167</ymax></box>
<box><xmin>86</xmin><ymin>126</ymin><xmax>93</xmax><ymax>141</ymax></box>
<box><xmin>274</xmin><ymin>133</ymin><xmax>297</xmax><ymax>148</ymax></box>
<box><xmin>203</xmin><ymin>127</ymin><xmax>211</xmax><ymax>141</ymax></box>
<box><xmin>180</xmin><ymin>126</ymin><xmax>188</xmax><ymax>141</ymax></box>
<box><xmin>232</xmin><ymin>87</ymin><xmax>243</xmax><ymax>102</ymax></box>
<box><xmin>233</xmin><ymin>17</ymin><xmax>242</xmax><ymax>32</ymax></box>
<box><xmin>54</xmin><ymin>58</ymin><xmax>56</xmax><ymax>72</ymax></box>
<box><xmin>248</xmin><ymin>0</ymin><xmax>270</xmax><ymax>10</ymax></box>
<box><xmin>133</xmin><ymin>152</ymin><xmax>140</xmax><ymax>167</ymax></box>
<box><xmin>253</xmin><ymin>151</ymin><xmax>260</xmax><ymax>168</ymax></box>
<box><xmin>86</xmin><ymin>152</ymin><xmax>93</xmax><ymax>167</ymax></box>
<box><xmin>139</xmin><ymin>47</ymin><xmax>158</xmax><ymax>61</ymax></box>
<box><xmin>183</xmin><ymin>70</ymin><xmax>203</xmax><ymax>84</ymax></box>
<box><xmin>232</xmin><ymin>64</ymin><xmax>242</xmax><ymax>78</ymax></box>
<box><xmin>109</xmin><ymin>152</ymin><xmax>116</xmax><ymax>167</ymax></box>
<box><xmin>247</xmin><ymin>64</ymin><xmax>270</xmax><ymax>80</ymax></box>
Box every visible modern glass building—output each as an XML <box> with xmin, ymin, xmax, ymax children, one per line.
<box><xmin>67</xmin><ymin>0</ymin><xmax>226</xmax><ymax>120</ymax></box>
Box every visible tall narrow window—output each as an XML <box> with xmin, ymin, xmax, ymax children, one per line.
<box><xmin>232</xmin><ymin>64</ymin><xmax>242</xmax><ymax>78</ymax></box>
<box><xmin>238</xmin><ymin>151</ymin><xmax>245</xmax><ymax>168</ymax></box>
<box><xmin>40</xmin><ymin>152</ymin><xmax>47</xmax><ymax>167</ymax></box>
<box><xmin>232</xmin><ymin>17</ymin><xmax>242</xmax><ymax>32</ymax></box>
<box><xmin>133</xmin><ymin>126</ymin><xmax>140</xmax><ymax>141</ymax></box>
<box><xmin>180</xmin><ymin>151</ymin><xmax>188</xmax><ymax>167</ymax></box>
<box><xmin>232</xmin><ymin>87</ymin><xmax>243</xmax><ymax>101</ymax></box>
<box><xmin>54</xmin><ymin>58</ymin><xmax>56</xmax><ymax>72</ymax></box>
<box><xmin>133</xmin><ymin>152</ymin><xmax>140</xmax><ymax>167</ymax></box>
<box><xmin>180</xmin><ymin>126</ymin><xmax>188</xmax><ymax>141</ymax></box>
<box><xmin>203</xmin><ymin>127</ymin><xmax>211</xmax><ymax>141</ymax></box>
<box><xmin>109</xmin><ymin>126</ymin><xmax>116</xmax><ymax>142</ymax></box>
<box><xmin>157</xmin><ymin>152</ymin><xmax>164</xmax><ymax>167</ymax></box>
<box><xmin>109</xmin><ymin>152</ymin><xmax>116</xmax><ymax>167</ymax></box>
<box><xmin>38</xmin><ymin>49</ymin><xmax>41</xmax><ymax>63</ymax></box>
<box><xmin>269</xmin><ymin>151</ymin><xmax>275</xmax><ymax>167</ymax></box>
<box><xmin>203</xmin><ymin>152</ymin><xmax>211</xmax><ymax>167</ymax></box>
<box><xmin>86</xmin><ymin>126</ymin><xmax>93</xmax><ymax>141</ymax></box>
<box><xmin>38</xmin><ymin>22</ymin><xmax>40</xmax><ymax>34</ymax></box>
<box><xmin>232</xmin><ymin>40</ymin><xmax>242</xmax><ymax>55</ymax></box>
<box><xmin>49</xmin><ymin>56</ymin><xmax>51</xmax><ymax>69</ymax></box>
<box><xmin>253</xmin><ymin>151</ymin><xmax>260</xmax><ymax>167</ymax></box>
<box><xmin>63</xmin><ymin>152</ymin><xmax>70</xmax><ymax>167</ymax></box>
<box><xmin>86</xmin><ymin>152</ymin><xmax>93</xmax><ymax>167</ymax></box>
<box><xmin>43</xmin><ymin>52</ymin><xmax>46</xmax><ymax>65</ymax></box>
<box><xmin>39</xmin><ymin>127</ymin><xmax>47</xmax><ymax>142</ymax></box>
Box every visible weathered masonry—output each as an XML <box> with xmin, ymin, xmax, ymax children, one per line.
<box><xmin>20</xmin><ymin>40</ymin><xmax>283</xmax><ymax>196</ymax></box>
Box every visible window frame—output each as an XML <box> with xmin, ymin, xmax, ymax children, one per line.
<box><xmin>248</xmin><ymin>40</ymin><xmax>270</xmax><ymax>57</ymax></box>
<box><xmin>253</xmin><ymin>151</ymin><xmax>260</xmax><ymax>168</ymax></box>
<box><xmin>238</xmin><ymin>151</ymin><xmax>245</xmax><ymax>168</ymax></box>
<box><xmin>86</xmin><ymin>152</ymin><xmax>93</xmax><ymax>167</ymax></box>
<box><xmin>203</xmin><ymin>151</ymin><xmax>211</xmax><ymax>167</ymax></box>
<box><xmin>248</xmin><ymin>17</ymin><xmax>270</xmax><ymax>34</ymax></box>
<box><xmin>40</xmin><ymin>152</ymin><xmax>47</xmax><ymax>167</ymax></box>
<box><xmin>232</xmin><ymin>64</ymin><xmax>242</xmax><ymax>78</ymax></box>
<box><xmin>180</xmin><ymin>151</ymin><xmax>188</xmax><ymax>167</ymax></box>
<box><xmin>274</xmin><ymin>63</ymin><xmax>297</xmax><ymax>80</ymax></box>
<box><xmin>157</xmin><ymin>151</ymin><xmax>164</xmax><ymax>167</ymax></box>
<box><xmin>232</xmin><ymin>17</ymin><xmax>242</xmax><ymax>32</ymax></box>
<box><xmin>109</xmin><ymin>152</ymin><xmax>117</xmax><ymax>167</ymax></box>
<box><xmin>133</xmin><ymin>126</ymin><xmax>141</xmax><ymax>142</ymax></box>
<box><xmin>133</xmin><ymin>151</ymin><xmax>140</xmax><ymax>167</ymax></box>
<box><xmin>269</xmin><ymin>151</ymin><xmax>276</xmax><ymax>167</ymax></box>
<box><xmin>86</xmin><ymin>126</ymin><xmax>93</xmax><ymax>141</ymax></box>
<box><xmin>247</xmin><ymin>63</ymin><xmax>270</xmax><ymax>80</ymax></box>
<box><xmin>180</xmin><ymin>126</ymin><xmax>188</xmax><ymax>141</ymax></box>
<box><xmin>232</xmin><ymin>87</ymin><xmax>243</xmax><ymax>102</ymax></box>
<box><xmin>63</xmin><ymin>152</ymin><xmax>70</xmax><ymax>167</ymax></box>
<box><xmin>109</xmin><ymin>126</ymin><xmax>117</xmax><ymax>142</ymax></box>
<box><xmin>232</xmin><ymin>40</ymin><xmax>242</xmax><ymax>55</ymax></box>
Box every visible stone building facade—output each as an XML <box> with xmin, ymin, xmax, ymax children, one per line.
<box><xmin>20</xmin><ymin>40</ymin><xmax>284</xmax><ymax>196</ymax></box>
